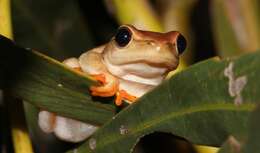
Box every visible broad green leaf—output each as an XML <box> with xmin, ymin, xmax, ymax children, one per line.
<box><xmin>0</xmin><ymin>35</ymin><xmax>116</xmax><ymax>125</ymax></box>
<box><xmin>217</xmin><ymin>105</ymin><xmax>260</xmax><ymax>153</ymax></box>
<box><xmin>217</xmin><ymin>136</ymin><xmax>243</xmax><ymax>153</ymax></box>
<box><xmin>211</xmin><ymin>0</ymin><xmax>260</xmax><ymax>57</ymax></box>
<box><xmin>70</xmin><ymin>51</ymin><xmax>260</xmax><ymax>153</ymax></box>
<box><xmin>242</xmin><ymin>105</ymin><xmax>260</xmax><ymax>152</ymax></box>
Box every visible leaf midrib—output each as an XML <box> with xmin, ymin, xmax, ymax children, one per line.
<box><xmin>96</xmin><ymin>102</ymin><xmax>255</xmax><ymax>150</ymax></box>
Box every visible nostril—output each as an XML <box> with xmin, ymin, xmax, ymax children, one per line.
<box><xmin>176</xmin><ymin>34</ymin><xmax>187</xmax><ymax>55</ymax></box>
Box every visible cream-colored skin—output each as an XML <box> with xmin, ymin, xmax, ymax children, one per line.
<box><xmin>38</xmin><ymin>25</ymin><xmax>184</xmax><ymax>143</ymax></box>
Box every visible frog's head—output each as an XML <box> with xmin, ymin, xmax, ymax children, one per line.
<box><xmin>103</xmin><ymin>25</ymin><xmax>186</xmax><ymax>71</ymax></box>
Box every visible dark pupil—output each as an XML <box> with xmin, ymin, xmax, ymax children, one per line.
<box><xmin>115</xmin><ymin>28</ymin><xmax>131</xmax><ymax>47</ymax></box>
<box><xmin>176</xmin><ymin>34</ymin><xmax>186</xmax><ymax>54</ymax></box>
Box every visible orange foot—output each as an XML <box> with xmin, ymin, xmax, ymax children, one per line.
<box><xmin>90</xmin><ymin>73</ymin><xmax>119</xmax><ymax>97</ymax></box>
<box><xmin>115</xmin><ymin>90</ymin><xmax>137</xmax><ymax>106</ymax></box>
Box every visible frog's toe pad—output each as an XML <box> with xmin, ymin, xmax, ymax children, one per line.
<box><xmin>90</xmin><ymin>88</ymin><xmax>117</xmax><ymax>97</ymax></box>
<box><xmin>91</xmin><ymin>74</ymin><xmax>106</xmax><ymax>84</ymax></box>
<box><xmin>90</xmin><ymin>81</ymin><xmax>119</xmax><ymax>97</ymax></box>
<box><xmin>115</xmin><ymin>90</ymin><xmax>137</xmax><ymax>106</ymax></box>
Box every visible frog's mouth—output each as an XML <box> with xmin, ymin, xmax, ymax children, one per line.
<box><xmin>103</xmin><ymin>58</ymin><xmax>171</xmax><ymax>85</ymax></box>
<box><xmin>104</xmin><ymin>50</ymin><xmax>179</xmax><ymax>70</ymax></box>
<box><xmin>103</xmin><ymin>53</ymin><xmax>179</xmax><ymax>81</ymax></box>
<box><xmin>140</xmin><ymin>59</ymin><xmax>179</xmax><ymax>70</ymax></box>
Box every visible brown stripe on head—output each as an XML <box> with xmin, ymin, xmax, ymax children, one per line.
<box><xmin>121</xmin><ymin>25</ymin><xmax>181</xmax><ymax>45</ymax></box>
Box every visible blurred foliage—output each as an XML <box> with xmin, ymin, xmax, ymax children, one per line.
<box><xmin>1</xmin><ymin>1</ymin><xmax>34</xmax><ymax>153</ymax></box>
<box><xmin>104</xmin><ymin>0</ymin><xmax>163</xmax><ymax>32</ymax></box>
<box><xmin>156</xmin><ymin>0</ymin><xmax>197</xmax><ymax>66</ymax></box>
<box><xmin>0</xmin><ymin>0</ymin><xmax>13</xmax><ymax>39</ymax></box>
<box><xmin>0</xmin><ymin>0</ymin><xmax>259</xmax><ymax>153</ymax></box>
<box><xmin>11</xmin><ymin>0</ymin><xmax>95</xmax><ymax>60</ymax></box>
<box><xmin>211</xmin><ymin>0</ymin><xmax>260</xmax><ymax>57</ymax></box>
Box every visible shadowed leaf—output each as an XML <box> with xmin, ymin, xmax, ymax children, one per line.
<box><xmin>0</xmin><ymin>35</ymin><xmax>116</xmax><ymax>125</ymax></box>
<box><xmin>217</xmin><ymin>105</ymin><xmax>260</xmax><ymax>153</ymax></box>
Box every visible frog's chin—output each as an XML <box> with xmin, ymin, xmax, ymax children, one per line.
<box><xmin>104</xmin><ymin>49</ymin><xmax>179</xmax><ymax>70</ymax></box>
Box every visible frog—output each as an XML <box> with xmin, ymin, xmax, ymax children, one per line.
<box><xmin>38</xmin><ymin>25</ymin><xmax>186</xmax><ymax>142</ymax></box>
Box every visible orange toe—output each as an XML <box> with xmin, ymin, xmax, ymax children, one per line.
<box><xmin>90</xmin><ymin>85</ymin><xmax>118</xmax><ymax>97</ymax></box>
<box><xmin>90</xmin><ymin>89</ymin><xmax>117</xmax><ymax>97</ymax></box>
<box><xmin>91</xmin><ymin>74</ymin><xmax>106</xmax><ymax>84</ymax></box>
<box><xmin>89</xmin><ymin>73</ymin><xmax>119</xmax><ymax>98</ymax></box>
<box><xmin>115</xmin><ymin>90</ymin><xmax>137</xmax><ymax>106</ymax></box>
<box><xmin>115</xmin><ymin>92</ymin><xmax>123</xmax><ymax>106</ymax></box>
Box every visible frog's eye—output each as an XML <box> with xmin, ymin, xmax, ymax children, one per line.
<box><xmin>176</xmin><ymin>34</ymin><xmax>186</xmax><ymax>55</ymax></box>
<box><xmin>115</xmin><ymin>27</ymin><xmax>132</xmax><ymax>47</ymax></box>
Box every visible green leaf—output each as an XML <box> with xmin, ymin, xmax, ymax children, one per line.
<box><xmin>242</xmin><ymin>105</ymin><xmax>260</xmax><ymax>152</ymax></box>
<box><xmin>70</xmin><ymin>51</ymin><xmax>260</xmax><ymax>153</ymax></box>
<box><xmin>10</xmin><ymin>1</ymin><xmax>97</xmax><ymax>151</ymax></box>
<box><xmin>0</xmin><ymin>35</ymin><xmax>116</xmax><ymax>125</ymax></box>
<box><xmin>217</xmin><ymin>105</ymin><xmax>260</xmax><ymax>153</ymax></box>
<box><xmin>217</xmin><ymin>136</ymin><xmax>243</xmax><ymax>153</ymax></box>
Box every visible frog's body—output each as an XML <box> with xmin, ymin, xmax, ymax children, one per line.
<box><xmin>38</xmin><ymin>25</ymin><xmax>186</xmax><ymax>142</ymax></box>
